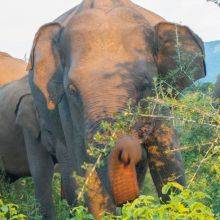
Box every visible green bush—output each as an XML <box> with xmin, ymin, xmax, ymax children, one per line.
<box><xmin>0</xmin><ymin>82</ymin><xmax>219</xmax><ymax>219</ymax></box>
<box><xmin>0</xmin><ymin>199</ymin><xmax>26</xmax><ymax>220</ymax></box>
<box><xmin>108</xmin><ymin>182</ymin><xmax>214</xmax><ymax>220</ymax></box>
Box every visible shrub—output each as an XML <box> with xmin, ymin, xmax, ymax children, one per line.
<box><xmin>0</xmin><ymin>199</ymin><xmax>27</xmax><ymax>220</ymax></box>
<box><xmin>109</xmin><ymin>182</ymin><xmax>215</xmax><ymax>220</ymax></box>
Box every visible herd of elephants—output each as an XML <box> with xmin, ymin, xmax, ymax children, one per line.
<box><xmin>0</xmin><ymin>0</ymin><xmax>219</xmax><ymax>219</ymax></box>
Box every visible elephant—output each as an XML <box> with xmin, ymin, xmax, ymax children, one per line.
<box><xmin>0</xmin><ymin>52</ymin><xmax>27</xmax><ymax>85</ymax></box>
<box><xmin>0</xmin><ymin>53</ymin><xmax>30</xmax><ymax>181</ymax></box>
<box><xmin>0</xmin><ymin>52</ymin><xmax>76</xmax><ymax>208</ymax></box>
<box><xmin>0</xmin><ymin>74</ymin><xmax>75</xmax><ymax>204</ymax></box>
<box><xmin>25</xmin><ymin>0</ymin><xmax>206</xmax><ymax>219</ymax></box>
<box><xmin>0</xmin><ymin>77</ymin><xmax>32</xmax><ymax>181</ymax></box>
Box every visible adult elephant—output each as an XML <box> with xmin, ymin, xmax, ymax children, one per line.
<box><xmin>26</xmin><ymin>0</ymin><xmax>206</xmax><ymax>219</ymax></box>
<box><xmin>0</xmin><ymin>53</ymin><xmax>30</xmax><ymax>181</ymax></box>
<box><xmin>0</xmin><ymin>52</ymin><xmax>75</xmax><ymax>209</ymax></box>
<box><xmin>0</xmin><ymin>52</ymin><xmax>26</xmax><ymax>85</ymax></box>
<box><xmin>0</xmin><ymin>76</ymin><xmax>32</xmax><ymax>181</ymax></box>
<box><xmin>0</xmin><ymin>74</ymin><xmax>73</xmax><ymax>202</ymax></box>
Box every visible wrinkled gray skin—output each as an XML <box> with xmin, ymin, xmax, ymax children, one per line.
<box><xmin>26</xmin><ymin>0</ymin><xmax>206</xmax><ymax>219</ymax></box>
<box><xmin>0</xmin><ymin>76</ymin><xmax>76</xmax><ymax>213</ymax></box>
<box><xmin>0</xmin><ymin>76</ymin><xmax>31</xmax><ymax>181</ymax></box>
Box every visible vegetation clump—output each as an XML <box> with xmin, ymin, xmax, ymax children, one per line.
<box><xmin>0</xmin><ymin>80</ymin><xmax>219</xmax><ymax>219</ymax></box>
<box><xmin>0</xmin><ymin>199</ymin><xmax>27</xmax><ymax>220</ymax></box>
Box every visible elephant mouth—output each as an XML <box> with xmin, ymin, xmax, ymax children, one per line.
<box><xmin>108</xmin><ymin>136</ymin><xmax>142</xmax><ymax>206</ymax></box>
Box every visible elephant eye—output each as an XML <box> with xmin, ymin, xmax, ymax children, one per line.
<box><xmin>68</xmin><ymin>84</ymin><xmax>78</xmax><ymax>95</ymax></box>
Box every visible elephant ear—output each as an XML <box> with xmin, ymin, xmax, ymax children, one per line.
<box><xmin>27</xmin><ymin>23</ymin><xmax>63</xmax><ymax>110</ymax></box>
<box><xmin>15</xmin><ymin>95</ymin><xmax>40</xmax><ymax>139</ymax></box>
<box><xmin>155</xmin><ymin>22</ymin><xmax>206</xmax><ymax>91</ymax></box>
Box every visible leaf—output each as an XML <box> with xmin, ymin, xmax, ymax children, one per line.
<box><xmin>1</xmin><ymin>205</ymin><xmax>9</xmax><ymax>213</ymax></box>
<box><xmin>162</xmin><ymin>182</ymin><xmax>184</xmax><ymax>195</ymax></box>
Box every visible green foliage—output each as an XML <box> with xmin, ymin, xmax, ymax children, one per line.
<box><xmin>69</xmin><ymin>206</ymin><xmax>93</xmax><ymax>220</ymax></box>
<box><xmin>0</xmin><ymin>199</ymin><xmax>27</xmax><ymax>220</ymax></box>
<box><xmin>0</xmin><ymin>177</ymin><xmax>41</xmax><ymax>219</ymax></box>
<box><xmin>111</xmin><ymin>182</ymin><xmax>214</xmax><ymax>220</ymax></box>
<box><xmin>1</xmin><ymin>81</ymin><xmax>219</xmax><ymax>219</ymax></box>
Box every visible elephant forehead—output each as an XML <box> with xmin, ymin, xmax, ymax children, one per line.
<box><xmin>68</xmin><ymin>59</ymin><xmax>153</xmax><ymax>98</ymax></box>
<box><xmin>65</xmin><ymin>7</ymin><xmax>151</xmax><ymax>55</ymax></box>
<box><xmin>63</xmin><ymin>7</ymin><xmax>155</xmax><ymax>83</ymax></box>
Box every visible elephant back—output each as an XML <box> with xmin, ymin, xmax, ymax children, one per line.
<box><xmin>0</xmin><ymin>52</ymin><xmax>27</xmax><ymax>85</ymax></box>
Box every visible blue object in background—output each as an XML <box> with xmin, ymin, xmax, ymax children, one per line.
<box><xmin>201</xmin><ymin>40</ymin><xmax>220</xmax><ymax>83</ymax></box>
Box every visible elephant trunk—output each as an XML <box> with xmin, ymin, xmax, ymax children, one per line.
<box><xmin>108</xmin><ymin>136</ymin><xmax>142</xmax><ymax>205</ymax></box>
<box><xmin>75</xmin><ymin>76</ymin><xmax>142</xmax><ymax>206</ymax></box>
<box><xmin>82</xmin><ymin>99</ymin><xmax>143</xmax><ymax>206</ymax></box>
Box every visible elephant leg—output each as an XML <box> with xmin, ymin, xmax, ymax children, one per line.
<box><xmin>136</xmin><ymin>146</ymin><xmax>148</xmax><ymax>188</ymax></box>
<box><xmin>55</xmin><ymin>139</ymin><xmax>77</xmax><ymax>206</ymax></box>
<box><xmin>23</xmin><ymin>129</ymin><xmax>55</xmax><ymax>220</ymax></box>
<box><xmin>147</xmin><ymin>122</ymin><xmax>186</xmax><ymax>202</ymax></box>
<box><xmin>85</xmin><ymin>169</ymin><xmax>115</xmax><ymax>220</ymax></box>
<box><xmin>59</xmin><ymin>165</ymin><xmax>77</xmax><ymax>206</ymax></box>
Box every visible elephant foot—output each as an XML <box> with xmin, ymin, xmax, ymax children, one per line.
<box><xmin>108</xmin><ymin>136</ymin><xmax>142</xmax><ymax>206</ymax></box>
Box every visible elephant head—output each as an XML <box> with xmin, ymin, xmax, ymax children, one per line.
<box><xmin>27</xmin><ymin>2</ymin><xmax>206</xmax><ymax>216</ymax></box>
